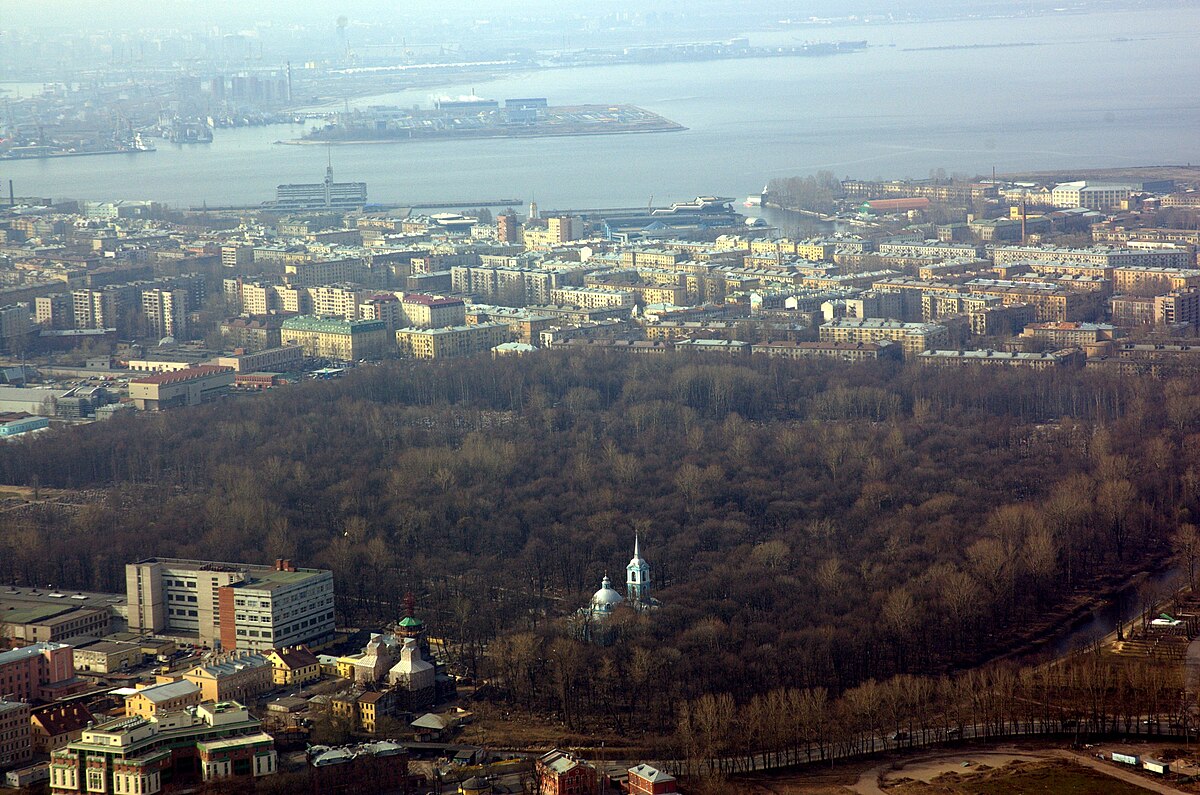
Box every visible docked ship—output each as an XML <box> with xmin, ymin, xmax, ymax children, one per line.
<box><xmin>651</xmin><ymin>196</ymin><xmax>735</xmax><ymax>216</ymax></box>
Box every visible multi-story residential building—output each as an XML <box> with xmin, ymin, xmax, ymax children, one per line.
<box><xmin>401</xmin><ymin>294</ymin><xmax>468</xmax><ymax>328</ymax></box>
<box><xmin>124</xmin><ymin>682</ymin><xmax>203</xmax><ymax>719</ymax></box>
<box><xmin>993</xmin><ymin>245</ymin><xmax>1192</xmax><ymax>269</ymax></box>
<box><xmin>919</xmin><ymin>349</ymin><xmax>1083</xmax><ymax>369</ymax></box>
<box><xmin>141</xmin><ymin>288</ymin><xmax>190</xmax><ymax>338</ymax></box>
<box><xmin>620</xmin><ymin>249</ymin><xmax>686</xmax><ymax>269</ymax></box>
<box><xmin>1092</xmin><ymin>223</ymin><xmax>1200</xmax><ymax>248</ymax></box>
<box><xmin>223</xmin><ymin>281</ymin><xmax>274</xmax><ymax>315</ymax></box>
<box><xmin>549</xmin><ymin>287</ymin><xmax>636</xmax><ymax>310</ymax></box>
<box><xmin>1110</xmin><ymin>294</ymin><xmax>1157</xmax><ymax>327</ymax></box>
<box><xmin>220</xmin><ymin>316</ymin><xmax>284</xmax><ymax>352</ymax></box>
<box><xmin>451</xmin><ymin>265</ymin><xmax>560</xmax><ymax>306</ymax></box>
<box><xmin>220</xmin><ymin>244</ymin><xmax>254</xmax><ymax>269</ymax></box>
<box><xmin>1112</xmin><ymin>266</ymin><xmax>1200</xmax><ymax>296</ymax></box>
<box><xmin>876</xmin><ymin>241</ymin><xmax>982</xmax><ymax>260</ymax></box>
<box><xmin>751</xmin><ymin>340</ymin><xmax>901</xmax><ymax>361</ymax></box>
<box><xmin>0</xmin><ymin>643</ymin><xmax>75</xmax><ymax>702</ymax></box>
<box><xmin>49</xmin><ymin>701</ymin><xmax>277</xmax><ymax>794</ymax></box>
<box><xmin>358</xmin><ymin>293</ymin><xmax>404</xmax><ymax>330</ymax></box>
<box><xmin>128</xmin><ymin>366</ymin><xmax>235</xmax><ymax>410</ymax></box>
<box><xmin>819</xmin><ymin>319</ymin><xmax>949</xmax><ymax>357</ymax></box>
<box><xmin>396</xmin><ymin>323</ymin><xmax>513</xmax><ymax>359</ymax></box>
<box><xmin>34</xmin><ymin>293</ymin><xmax>73</xmax><ymax>328</ymax></box>
<box><xmin>126</xmin><ymin>558</ymin><xmax>336</xmax><ymax>652</ymax></box>
<box><xmin>920</xmin><ymin>292</ymin><xmax>999</xmax><ymax>323</ymax></box>
<box><xmin>1020</xmin><ymin>322</ymin><xmax>1119</xmax><ymax>346</ymax></box>
<box><xmin>536</xmin><ymin>749</ymin><xmax>597</xmax><ymax>795</ymax></box>
<box><xmin>1156</xmin><ymin>289</ymin><xmax>1200</xmax><ymax>327</ymax></box>
<box><xmin>970</xmin><ymin>302</ymin><xmax>1037</xmax><ymax>336</ymax></box>
<box><xmin>274</xmin><ymin>284</ymin><xmax>311</xmax><ymax>314</ymax></box>
<box><xmin>964</xmin><ymin>279</ymin><xmax>1102</xmax><ymax>322</ymax></box>
<box><xmin>608</xmin><ymin>282</ymin><xmax>688</xmax><ymax>306</ymax></box>
<box><xmin>0</xmin><ymin>699</ymin><xmax>32</xmax><ymax>771</ymax></box>
<box><xmin>496</xmin><ymin>213</ymin><xmax>521</xmax><ymax>244</ymax></box>
<box><xmin>182</xmin><ymin>653</ymin><xmax>273</xmax><ymax>703</ymax></box>
<box><xmin>71</xmin><ymin>287</ymin><xmax>123</xmax><ymax>330</ymax></box>
<box><xmin>522</xmin><ymin>216</ymin><xmax>576</xmax><ymax>250</ymax></box>
<box><xmin>1011</xmin><ymin>272</ymin><xmax>1112</xmax><ymax>294</ymax></box>
<box><xmin>283</xmin><ymin>258</ymin><xmax>365</xmax><ymax>287</ymax></box>
<box><xmin>308</xmin><ymin>284</ymin><xmax>368</xmax><ymax>320</ymax></box>
<box><xmin>279</xmin><ymin>316</ymin><xmax>389</xmax><ymax>360</ymax></box>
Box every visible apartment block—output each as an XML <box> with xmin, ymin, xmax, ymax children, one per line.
<box><xmin>1156</xmin><ymin>289</ymin><xmax>1200</xmax><ymax>327</ymax></box>
<box><xmin>964</xmin><ymin>279</ymin><xmax>1102</xmax><ymax>322</ymax></box>
<box><xmin>550</xmin><ymin>287</ymin><xmax>636</xmax><ymax>310</ymax></box>
<box><xmin>401</xmin><ymin>294</ymin><xmax>468</xmax><ymax>328</ymax></box>
<box><xmin>451</xmin><ymin>265</ymin><xmax>559</xmax><ymax>306</ymax></box>
<box><xmin>751</xmin><ymin>340</ymin><xmax>901</xmax><ymax>362</ymax></box>
<box><xmin>141</xmin><ymin>288</ymin><xmax>190</xmax><ymax>339</ymax></box>
<box><xmin>34</xmin><ymin>294</ymin><xmax>73</xmax><ymax>329</ymax></box>
<box><xmin>283</xmin><ymin>258</ymin><xmax>364</xmax><ymax>287</ymax></box>
<box><xmin>0</xmin><ymin>699</ymin><xmax>32</xmax><ymax>771</ymax></box>
<box><xmin>1110</xmin><ymin>295</ymin><xmax>1157</xmax><ymax>327</ymax></box>
<box><xmin>1021</xmin><ymin>322</ymin><xmax>1118</xmax><ymax>346</ymax></box>
<box><xmin>220</xmin><ymin>317</ymin><xmax>284</xmax><ymax>352</ymax></box>
<box><xmin>1112</xmin><ymin>267</ymin><xmax>1200</xmax><ymax>296</ymax></box>
<box><xmin>920</xmin><ymin>348</ymin><xmax>1082</xmax><ymax>369</ymax></box>
<box><xmin>279</xmin><ymin>316</ymin><xmax>389</xmax><ymax>360</ymax></box>
<box><xmin>396</xmin><ymin>322</ymin><xmax>513</xmax><ymax>359</ymax></box>
<box><xmin>359</xmin><ymin>294</ymin><xmax>404</xmax><ymax>331</ymax></box>
<box><xmin>876</xmin><ymin>241</ymin><xmax>982</xmax><ymax>260</ymax></box>
<box><xmin>993</xmin><ymin>245</ymin><xmax>1192</xmax><ymax>269</ymax></box>
<box><xmin>819</xmin><ymin>319</ymin><xmax>949</xmax><ymax>357</ymax></box>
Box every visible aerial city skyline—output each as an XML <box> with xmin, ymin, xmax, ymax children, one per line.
<box><xmin>1</xmin><ymin>1</ymin><xmax>1200</xmax><ymax>794</ymax></box>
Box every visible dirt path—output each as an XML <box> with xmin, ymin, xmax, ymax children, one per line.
<box><xmin>846</xmin><ymin>747</ymin><xmax>1187</xmax><ymax>794</ymax></box>
<box><xmin>1055</xmin><ymin>750</ymin><xmax>1189</xmax><ymax>795</ymax></box>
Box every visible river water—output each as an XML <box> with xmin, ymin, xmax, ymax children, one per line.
<box><xmin>2</xmin><ymin>6</ymin><xmax>1199</xmax><ymax>208</ymax></box>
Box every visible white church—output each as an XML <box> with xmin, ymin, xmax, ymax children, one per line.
<box><xmin>589</xmin><ymin>536</ymin><xmax>661</xmax><ymax>619</ymax></box>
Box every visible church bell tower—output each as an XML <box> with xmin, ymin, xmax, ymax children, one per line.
<box><xmin>626</xmin><ymin>535</ymin><xmax>651</xmax><ymax>603</ymax></box>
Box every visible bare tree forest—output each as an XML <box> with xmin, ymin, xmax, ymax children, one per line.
<box><xmin>0</xmin><ymin>351</ymin><xmax>1196</xmax><ymax>736</ymax></box>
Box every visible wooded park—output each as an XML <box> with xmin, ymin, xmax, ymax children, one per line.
<box><xmin>1</xmin><ymin>351</ymin><xmax>1198</xmax><ymax>748</ymax></box>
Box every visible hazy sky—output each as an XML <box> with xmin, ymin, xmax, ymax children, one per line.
<box><xmin>1</xmin><ymin>1</ymin><xmax>1138</xmax><ymax>30</ymax></box>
